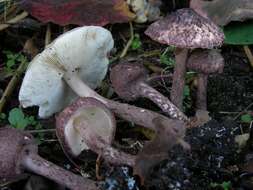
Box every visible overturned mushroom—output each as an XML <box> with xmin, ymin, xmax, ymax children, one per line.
<box><xmin>110</xmin><ymin>62</ymin><xmax>187</xmax><ymax>121</ymax></box>
<box><xmin>19</xmin><ymin>26</ymin><xmax>114</xmax><ymax>118</ymax></box>
<box><xmin>56</xmin><ymin>97</ymin><xmax>136</xmax><ymax>166</ymax></box>
<box><xmin>145</xmin><ymin>8</ymin><xmax>224</xmax><ymax>110</ymax></box>
<box><xmin>0</xmin><ymin>127</ymin><xmax>98</xmax><ymax>190</ymax></box>
<box><xmin>187</xmin><ymin>49</ymin><xmax>224</xmax><ymax>110</ymax></box>
<box><xmin>56</xmin><ymin>97</ymin><xmax>187</xmax><ymax>183</ymax></box>
<box><xmin>19</xmin><ymin>26</ymin><xmax>185</xmax><ymax>130</ymax></box>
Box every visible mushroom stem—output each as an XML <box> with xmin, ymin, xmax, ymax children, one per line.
<box><xmin>64</xmin><ymin>73</ymin><xmax>182</xmax><ymax>130</ymax></box>
<box><xmin>170</xmin><ymin>48</ymin><xmax>188</xmax><ymax>110</ymax></box>
<box><xmin>63</xmin><ymin>72</ymin><xmax>106</xmax><ymax>104</ymax></box>
<box><xmin>74</xmin><ymin>123</ymin><xmax>136</xmax><ymax>167</ymax></box>
<box><xmin>196</xmin><ymin>73</ymin><xmax>208</xmax><ymax>110</ymax></box>
<box><xmin>21</xmin><ymin>152</ymin><xmax>98</xmax><ymax>190</ymax></box>
<box><xmin>107</xmin><ymin>100</ymin><xmax>181</xmax><ymax>130</ymax></box>
<box><xmin>136</xmin><ymin>81</ymin><xmax>188</xmax><ymax>121</ymax></box>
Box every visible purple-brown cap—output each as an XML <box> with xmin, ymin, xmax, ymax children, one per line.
<box><xmin>145</xmin><ymin>8</ymin><xmax>224</xmax><ymax>49</ymax></box>
<box><xmin>110</xmin><ymin>62</ymin><xmax>148</xmax><ymax>101</ymax></box>
<box><xmin>187</xmin><ymin>49</ymin><xmax>224</xmax><ymax>74</ymax></box>
<box><xmin>0</xmin><ymin>127</ymin><xmax>35</xmax><ymax>179</ymax></box>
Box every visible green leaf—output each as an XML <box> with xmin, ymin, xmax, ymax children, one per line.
<box><xmin>160</xmin><ymin>47</ymin><xmax>175</xmax><ymax>67</ymax></box>
<box><xmin>131</xmin><ymin>34</ymin><xmax>142</xmax><ymax>50</ymax></box>
<box><xmin>224</xmin><ymin>20</ymin><xmax>253</xmax><ymax>45</ymax></box>
<box><xmin>8</xmin><ymin>108</ymin><xmax>29</xmax><ymax>129</ymax></box>
<box><xmin>241</xmin><ymin>114</ymin><xmax>253</xmax><ymax>123</ymax></box>
<box><xmin>6</xmin><ymin>59</ymin><xmax>15</xmax><ymax>68</ymax></box>
<box><xmin>183</xmin><ymin>85</ymin><xmax>190</xmax><ymax>97</ymax></box>
<box><xmin>0</xmin><ymin>113</ymin><xmax>6</xmax><ymax>120</ymax></box>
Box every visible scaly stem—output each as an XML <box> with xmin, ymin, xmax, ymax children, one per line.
<box><xmin>21</xmin><ymin>153</ymin><xmax>98</xmax><ymax>190</ymax></box>
<box><xmin>64</xmin><ymin>73</ymin><xmax>185</xmax><ymax>130</ymax></box>
<box><xmin>196</xmin><ymin>74</ymin><xmax>208</xmax><ymax>110</ymax></box>
<box><xmin>170</xmin><ymin>48</ymin><xmax>188</xmax><ymax>110</ymax></box>
<box><xmin>136</xmin><ymin>82</ymin><xmax>188</xmax><ymax>121</ymax></box>
<box><xmin>74</xmin><ymin>123</ymin><xmax>136</xmax><ymax>166</ymax></box>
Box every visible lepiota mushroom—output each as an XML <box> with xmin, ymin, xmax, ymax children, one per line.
<box><xmin>187</xmin><ymin>49</ymin><xmax>224</xmax><ymax>110</ymax></box>
<box><xmin>56</xmin><ymin>97</ymin><xmax>136</xmax><ymax>166</ymax></box>
<box><xmin>145</xmin><ymin>8</ymin><xmax>224</xmax><ymax>110</ymax></box>
<box><xmin>110</xmin><ymin>62</ymin><xmax>188</xmax><ymax>121</ymax></box>
<box><xmin>0</xmin><ymin>127</ymin><xmax>98</xmax><ymax>190</ymax></box>
<box><xmin>18</xmin><ymin>26</ymin><xmax>185</xmax><ymax>130</ymax></box>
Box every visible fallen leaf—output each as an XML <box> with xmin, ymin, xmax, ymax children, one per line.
<box><xmin>133</xmin><ymin>117</ymin><xmax>189</xmax><ymax>184</ymax></box>
<box><xmin>190</xmin><ymin>0</ymin><xmax>253</xmax><ymax>26</ymax></box>
<box><xmin>19</xmin><ymin>0</ymin><xmax>135</xmax><ymax>26</ymax></box>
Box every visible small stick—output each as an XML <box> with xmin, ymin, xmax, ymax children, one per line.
<box><xmin>243</xmin><ymin>46</ymin><xmax>253</xmax><ymax>68</ymax></box>
<box><xmin>45</xmin><ymin>23</ymin><xmax>51</xmax><ymax>47</ymax></box>
<box><xmin>119</xmin><ymin>22</ymin><xmax>134</xmax><ymax>58</ymax></box>
<box><xmin>95</xmin><ymin>154</ymin><xmax>104</xmax><ymax>180</ymax></box>
<box><xmin>233</xmin><ymin>102</ymin><xmax>253</xmax><ymax>121</ymax></box>
<box><xmin>0</xmin><ymin>11</ymin><xmax>28</xmax><ymax>31</ymax></box>
<box><xmin>0</xmin><ymin>58</ymin><xmax>27</xmax><ymax>113</ymax></box>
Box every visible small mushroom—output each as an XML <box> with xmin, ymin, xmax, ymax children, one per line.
<box><xmin>0</xmin><ymin>127</ymin><xmax>98</xmax><ymax>190</ymax></box>
<box><xmin>110</xmin><ymin>62</ymin><xmax>188</xmax><ymax>121</ymax></box>
<box><xmin>19</xmin><ymin>26</ymin><xmax>184</xmax><ymax>130</ymax></box>
<box><xmin>145</xmin><ymin>8</ymin><xmax>224</xmax><ymax>109</ymax></box>
<box><xmin>187</xmin><ymin>49</ymin><xmax>224</xmax><ymax>110</ymax></box>
<box><xmin>56</xmin><ymin>97</ymin><xmax>136</xmax><ymax>166</ymax></box>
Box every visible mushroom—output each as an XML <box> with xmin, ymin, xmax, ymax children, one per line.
<box><xmin>19</xmin><ymin>26</ymin><xmax>114</xmax><ymax>118</ymax></box>
<box><xmin>0</xmin><ymin>127</ymin><xmax>98</xmax><ymax>190</ymax></box>
<box><xmin>110</xmin><ymin>62</ymin><xmax>188</xmax><ymax>121</ymax></box>
<box><xmin>145</xmin><ymin>8</ymin><xmax>224</xmax><ymax>110</ymax></box>
<box><xmin>56</xmin><ymin>97</ymin><xmax>136</xmax><ymax>166</ymax></box>
<box><xmin>18</xmin><ymin>26</ymin><xmax>185</xmax><ymax>130</ymax></box>
<box><xmin>56</xmin><ymin>97</ymin><xmax>187</xmax><ymax>183</ymax></box>
<box><xmin>187</xmin><ymin>49</ymin><xmax>224</xmax><ymax>110</ymax></box>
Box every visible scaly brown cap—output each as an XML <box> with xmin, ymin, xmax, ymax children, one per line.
<box><xmin>110</xmin><ymin>62</ymin><xmax>148</xmax><ymax>101</ymax></box>
<box><xmin>187</xmin><ymin>49</ymin><xmax>224</xmax><ymax>74</ymax></box>
<box><xmin>145</xmin><ymin>8</ymin><xmax>224</xmax><ymax>49</ymax></box>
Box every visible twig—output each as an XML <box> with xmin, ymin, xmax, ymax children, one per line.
<box><xmin>119</xmin><ymin>22</ymin><xmax>134</xmax><ymax>58</ymax></box>
<box><xmin>95</xmin><ymin>154</ymin><xmax>104</xmax><ymax>180</ymax></box>
<box><xmin>28</xmin><ymin>128</ymin><xmax>56</xmax><ymax>134</ymax></box>
<box><xmin>243</xmin><ymin>45</ymin><xmax>253</xmax><ymax>68</ymax></box>
<box><xmin>0</xmin><ymin>58</ymin><xmax>27</xmax><ymax>113</ymax></box>
<box><xmin>0</xmin><ymin>11</ymin><xmax>28</xmax><ymax>31</ymax></box>
<box><xmin>45</xmin><ymin>23</ymin><xmax>51</xmax><ymax>47</ymax></box>
<box><xmin>233</xmin><ymin>102</ymin><xmax>253</xmax><ymax>121</ymax></box>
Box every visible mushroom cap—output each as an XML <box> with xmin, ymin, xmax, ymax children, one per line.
<box><xmin>19</xmin><ymin>26</ymin><xmax>114</xmax><ymax>118</ymax></box>
<box><xmin>145</xmin><ymin>8</ymin><xmax>224</xmax><ymax>49</ymax></box>
<box><xmin>110</xmin><ymin>62</ymin><xmax>148</xmax><ymax>101</ymax></box>
<box><xmin>56</xmin><ymin>97</ymin><xmax>116</xmax><ymax>157</ymax></box>
<box><xmin>187</xmin><ymin>49</ymin><xmax>224</xmax><ymax>74</ymax></box>
<box><xmin>0</xmin><ymin>127</ymin><xmax>36</xmax><ymax>179</ymax></box>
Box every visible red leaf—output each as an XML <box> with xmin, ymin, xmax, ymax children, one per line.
<box><xmin>19</xmin><ymin>0</ymin><xmax>135</xmax><ymax>26</ymax></box>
